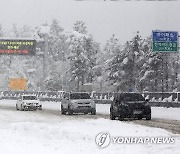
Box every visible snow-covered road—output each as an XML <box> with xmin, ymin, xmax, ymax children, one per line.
<box><xmin>0</xmin><ymin>100</ymin><xmax>180</xmax><ymax>154</ymax></box>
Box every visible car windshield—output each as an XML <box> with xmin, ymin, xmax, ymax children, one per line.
<box><xmin>119</xmin><ymin>93</ymin><xmax>145</xmax><ymax>101</ymax></box>
<box><xmin>23</xmin><ymin>96</ymin><xmax>37</xmax><ymax>100</ymax></box>
<box><xmin>70</xmin><ymin>93</ymin><xmax>90</xmax><ymax>99</ymax></box>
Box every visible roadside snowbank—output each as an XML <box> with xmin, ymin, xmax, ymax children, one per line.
<box><xmin>0</xmin><ymin>109</ymin><xmax>180</xmax><ymax>154</ymax></box>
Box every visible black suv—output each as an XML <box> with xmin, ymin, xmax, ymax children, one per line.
<box><xmin>110</xmin><ymin>93</ymin><xmax>151</xmax><ymax>120</ymax></box>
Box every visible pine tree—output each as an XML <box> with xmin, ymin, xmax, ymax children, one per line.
<box><xmin>137</xmin><ymin>37</ymin><xmax>179</xmax><ymax>93</ymax></box>
<box><xmin>83</xmin><ymin>35</ymin><xmax>100</xmax><ymax>83</ymax></box>
<box><xmin>67</xmin><ymin>21</ymin><xmax>99</xmax><ymax>91</ymax></box>
<box><xmin>40</xmin><ymin>20</ymin><xmax>70</xmax><ymax>91</ymax></box>
<box><xmin>106</xmin><ymin>32</ymin><xmax>147</xmax><ymax>92</ymax></box>
<box><xmin>73</xmin><ymin>21</ymin><xmax>87</xmax><ymax>34</ymax></box>
<box><xmin>104</xmin><ymin>34</ymin><xmax>123</xmax><ymax>91</ymax></box>
<box><xmin>68</xmin><ymin>34</ymin><xmax>87</xmax><ymax>91</ymax></box>
<box><xmin>49</xmin><ymin>19</ymin><xmax>67</xmax><ymax>61</ymax></box>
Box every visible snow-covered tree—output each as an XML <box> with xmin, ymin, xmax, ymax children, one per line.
<box><xmin>73</xmin><ymin>21</ymin><xmax>87</xmax><ymax>34</ymax></box>
<box><xmin>91</xmin><ymin>34</ymin><xmax>122</xmax><ymax>92</ymax></box>
<box><xmin>137</xmin><ymin>37</ymin><xmax>180</xmax><ymax>93</ymax></box>
<box><xmin>139</xmin><ymin>49</ymin><xmax>162</xmax><ymax>92</ymax></box>
<box><xmin>67</xmin><ymin>32</ymin><xmax>88</xmax><ymax>91</ymax></box>
<box><xmin>83</xmin><ymin>35</ymin><xmax>100</xmax><ymax>83</ymax></box>
<box><xmin>104</xmin><ymin>34</ymin><xmax>121</xmax><ymax>59</ymax></box>
<box><xmin>107</xmin><ymin>32</ymin><xmax>144</xmax><ymax>92</ymax></box>
<box><xmin>67</xmin><ymin>21</ymin><xmax>99</xmax><ymax>91</ymax></box>
<box><xmin>0</xmin><ymin>22</ymin><xmax>179</xmax><ymax>93</ymax></box>
<box><xmin>36</xmin><ymin>21</ymin><xmax>69</xmax><ymax>91</ymax></box>
<box><xmin>48</xmin><ymin>19</ymin><xmax>68</xmax><ymax>61</ymax></box>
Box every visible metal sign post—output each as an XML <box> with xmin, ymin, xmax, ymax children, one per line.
<box><xmin>152</xmin><ymin>31</ymin><xmax>179</xmax><ymax>97</ymax></box>
<box><xmin>42</xmin><ymin>33</ymin><xmax>49</xmax><ymax>91</ymax></box>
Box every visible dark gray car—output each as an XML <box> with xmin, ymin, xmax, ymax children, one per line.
<box><xmin>110</xmin><ymin>93</ymin><xmax>151</xmax><ymax>120</ymax></box>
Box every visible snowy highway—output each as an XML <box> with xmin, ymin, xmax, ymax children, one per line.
<box><xmin>0</xmin><ymin>100</ymin><xmax>180</xmax><ymax>154</ymax></box>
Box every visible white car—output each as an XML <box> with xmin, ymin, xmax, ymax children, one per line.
<box><xmin>61</xmin><ymin>92</ymin><xmax>96</xmax><ymax>115</ymax></box>
<box><xmin>16</xmin><ymin>95</ymin><xmax>42</xmax><ymax>111</ymax></box>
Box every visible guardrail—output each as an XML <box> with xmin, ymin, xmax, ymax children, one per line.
<box><xmin>1</xmin><ymin>91</ymin><xmax>180</xmax><ymax>107</ymax></box>
<box><xmin>94</xmin><ymin>99</ymin><xmax>180</xmax><ymax>108</ymax></box>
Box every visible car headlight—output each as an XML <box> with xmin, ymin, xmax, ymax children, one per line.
<box><xmin>22</xmin><ymin>102</ymin><xmax>27</xmax><ymax>105</ymax></box>
<box><xmin>69</xmin><ymin>103</ymin><xmax>74</xmax><ymax>109</ymax></box>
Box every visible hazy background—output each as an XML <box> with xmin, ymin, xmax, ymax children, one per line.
<box><xmin>0</xmin><ymin>0</ymin><xmax>179</xmax><ymax>45</ymax></box>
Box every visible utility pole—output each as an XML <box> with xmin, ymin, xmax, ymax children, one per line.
<box><xmin>42</xmin><ymin>33</ymin><xmax>49</xmax><ymax>91</ymax></box>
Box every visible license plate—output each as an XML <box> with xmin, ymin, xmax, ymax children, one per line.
<box><xmin>133</xmin><ymin>110</ymin><xmax>142</xmax><ymax>114</ymax></box>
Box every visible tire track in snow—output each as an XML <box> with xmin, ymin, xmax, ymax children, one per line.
<box><xmin>0</xmin><ymin>104</ymin><xmax>180</xmax><ymax>134</ymax></box>
<box><xmin>130</xmin><ymin>118</ymin><xmax>180</xmax><ymax>134</ymax></box>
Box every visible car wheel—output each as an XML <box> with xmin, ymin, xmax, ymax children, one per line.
<box><xmin>20</xmin><ymin>105</ymin><xmax>24</xmax><ymax>111</ymax></box>
<box><xmin>61</xmin><ymin>105</ymin><xmax>65</xmax><ymax>115</ymax></box>
<box><xmin>110</xmin><ymin>111</ymin><xmax>115</xmax><ymax>120</ymax></box>
<box><xmin>91</xmin><ymin>109</ymin><xmax>96</xmax><ymax>115</ymax></box>
<box><xmin>118</xmin><ymin>113</ymin><xmax>124</xmax><ymax>121</ymax></box>
<box><xmin>16</xmin><ymin>104</ymin><xmax>19</xmax><ymax>110</ymax></box>
<box><xmin>146</xmin><ymin>114</ymin><xmax>151</xmax><ymax>120</ymax></box>
<box><xmin>39</xmin><ymin>105</ymin><xmax>42</xmax><ymax>110</ymax></box>
<box><xmin>137</xmin><ymin>115</ymin><xmax>143</xmax><ymax>120</ymax></box>
<box><xmin>118</xmin><ymin>116</ymin><xmax>124</xmax><ymax>121</ymax></box>
<box><xmin>68</xmin><ymin>106</ymin><xmax>73</xmax><ymax>115</ymax></box>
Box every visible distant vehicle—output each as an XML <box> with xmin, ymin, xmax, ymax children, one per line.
<box><xmin>110</xmin><ymin>93</ymin><xmax>151</xmax><ymax>120</ymax></box>
<box><xmin>61</xmin><ymin>92</ymin><xmax>96</xmax><ymax>115</ymax></box>
<box><xmin>16</xmin><ymin>95</ymin><xmax>42</xmax><ymax>111</ymax></box>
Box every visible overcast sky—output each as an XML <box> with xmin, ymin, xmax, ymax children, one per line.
<box><xmin>0</xmin><ymin>0</ymin><xmax>180</xmax><ymax>45</ymax></box>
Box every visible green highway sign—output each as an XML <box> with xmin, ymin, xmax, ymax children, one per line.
<box><xmin>152</xmin><ymin>31</ymin><xmax>179</xmax><ymax>52</ymax></box>
<box><xmin>153</xmin><ymin>42</ymin><xmax>178</xmax><ymax>52</ymax></box>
